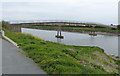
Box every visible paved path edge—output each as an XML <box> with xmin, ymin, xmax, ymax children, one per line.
<box><xmin>2</xmin><ymin>30</ymin><xmax>18</xmax><ymax>48</ymax></box>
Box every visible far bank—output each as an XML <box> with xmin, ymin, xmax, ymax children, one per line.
<box><xmin>23</xmin><ymin>25</ymin><xmax>120</xmax><ymax>36</ymax></box>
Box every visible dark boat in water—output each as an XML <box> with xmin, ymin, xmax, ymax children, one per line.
<box><xmin>55</xmin><ymin>35</ymin><xmax>64</xmax><ymax>39</ymax></box>
<box><xmin>89</xmin><ymin>33</ymin><xmax>97</xmax><ymax>36</ymax></box>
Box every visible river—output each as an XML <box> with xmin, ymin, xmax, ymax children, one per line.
<box><xmin>22</xmin><ymin>28</ymin><xmax>118</xmax><ymax>56</ymax></box>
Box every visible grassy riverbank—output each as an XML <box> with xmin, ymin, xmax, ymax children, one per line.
<box><xmin>3</xmin><ymin>28</ymin><xmax>120</xmax><ymax>74</ymax></box>
<box><xmin>24</xmin><ymin>25</ymin><xmax>119</xmax><ymax>33</ymax></box>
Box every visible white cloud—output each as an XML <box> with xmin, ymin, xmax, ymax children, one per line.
<box><xmin>1</xmin><ymin>0</ymin><xmax>119</xmax><ymax>24</ymax></box>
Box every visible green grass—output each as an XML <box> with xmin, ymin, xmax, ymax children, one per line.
<box><xmin>3</xmin><ymin>28</ymin><xmax>120</xmax><ymax>74</ymax></box>
<box><xmin>24</xmin><ymin>25</ymin><xmax>119</xmax><ymax>33</ymax></box>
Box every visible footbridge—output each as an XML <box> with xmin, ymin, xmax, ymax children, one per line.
<box><xmin>10</xmin><ymin>20</ymin><xmax>112</xmax><ymax>28</ymax></box>
<box><xmin>7</xmin><ymin>20</ymin><xmax>116</xmax><ymax>38</ymax></box>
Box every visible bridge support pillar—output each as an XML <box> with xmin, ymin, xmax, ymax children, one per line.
<box><xmin>55</xmin><ymin>25</ymin><xmax>64</xmax><ymax>39</ymax></box>
<box><xmin>89</xmin><ymin>25</ymin><xmax>97</xmax><ymax>36</ymax></box>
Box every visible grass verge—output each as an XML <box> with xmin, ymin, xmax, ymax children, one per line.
<box><xmin>3</xmin><ymin>28</ymin><xmax>120</xmax><ymax>74</ymax></box>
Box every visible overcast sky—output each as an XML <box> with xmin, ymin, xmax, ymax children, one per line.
<box><xmin>1</xmin><ymin>0</ymin><xmax>119</xmax><ymax>25</ymax></box>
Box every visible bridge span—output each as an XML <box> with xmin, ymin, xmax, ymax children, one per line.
<box><xmin>6</xmin><ymin>21</ymin><xmax>117</xmax><ymax>37</ymax></box>
<box><xmin>10</xmin><ymin>21</ymin><xmax>113</xmax><ymax>28</ymax></box>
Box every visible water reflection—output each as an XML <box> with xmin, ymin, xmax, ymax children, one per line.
<box><xmin>57</xmin><ymin>38</ymin><xmax>62</xmax><ymax>43</ymax></box>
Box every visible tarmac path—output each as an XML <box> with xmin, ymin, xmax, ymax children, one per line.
<box><xmin>2</xmin><ymin>39</ymin><xmax>47</xmax><ymax>74</ymax></box>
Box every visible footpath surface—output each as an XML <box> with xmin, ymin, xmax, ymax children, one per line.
<box><xmin>2</xmin><ymin>39</ymin><xmax>47</xmax><ymax>74</ymax></box>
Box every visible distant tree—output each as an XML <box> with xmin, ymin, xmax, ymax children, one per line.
<box><xmin>0</xmin><ymin>22</ymin><xmax>1</xmax><ymax>31</ymax></box>
<box><xmin>117</xmin><ymin>25</ymin><xmax>120</xmax><ymax>30</ymax></box>
<box><xmin>111</xmin><ymin>24</ymin><xmax>113</xmax><ymax>26</ymax></box>
<box><xmin>2</xmin><ymin>21</ymin><xmax>9</xmax><ymax>29</ymax></box>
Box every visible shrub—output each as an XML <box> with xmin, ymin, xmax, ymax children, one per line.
<box><xmin>117</xmin><ymin>25</ymin><xmax>120</xmax><ymax>30</ymax></box>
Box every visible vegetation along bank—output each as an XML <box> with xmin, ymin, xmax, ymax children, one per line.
<box><xmin>3</xmin><ymin>28</ymin><xmax>120</xmax><ymax>74</ymax></box>
<box><xmin>24</xmin><ymin>25</ymin><xmax>120</xmax><ymax>36</ymax></box>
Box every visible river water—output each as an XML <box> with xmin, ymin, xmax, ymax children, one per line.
<box><xmin>22</xmin><ymin>28</ymin><xmax>118</xmax><ymax>56</ymax></box>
